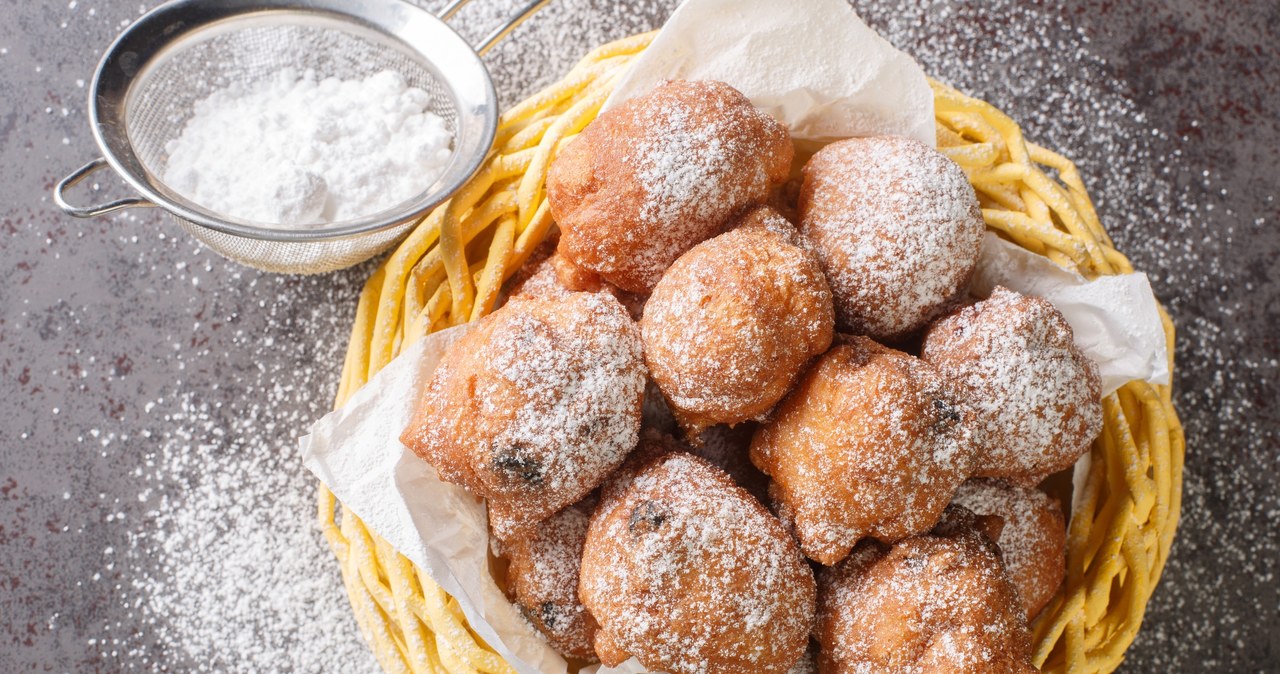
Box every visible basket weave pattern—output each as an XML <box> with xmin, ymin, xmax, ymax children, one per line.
<box><xmin>318</xmin><ymin>32</ymin><xmax>1184</xmax><ymax>674</ymax></box>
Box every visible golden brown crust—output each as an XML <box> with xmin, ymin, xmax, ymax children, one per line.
<box><xmin>507</xmin><ymin>247</ymin><xmax>648</xmax><ymax>320</ymax></box>
<box><xmin>548</xmin><ymin>80</ymin><xmax>793</xmax><ymax>293</ymax></box>
<box><xmin>400</xmin><ymin>292</ymin><xmax>646</xmax><ymax>540</ymax></box>
<box><xmin>551</xmin><ymin>252</ymin><xmax>611</xmax><ymax>295</ymax></box>
<box><xmin>750</xmin><ymin>336</ymin><xmax>978</xmax><ymax>566</ymax></box>
<box><xmin>616</xmin><ymin>425</ymin><xmax>771</xmax><ymax>507</ymax></box>
<box><xmin>815</xmin><ymin>506</ymin><xmax>1037</xmax><ymax>674</ymax></box>
<box><xmin>921</xmin><ymin>286</ymin><xmax>1103</xmax><ymax>486</ymax></box>
<box><xmin>641</xmin><ymin>206</ymin><xmax>834</xmax><ymax>437</ymax></box>
<box><xmin>580</xmin><ymin>453</ymin><xmax>816</xmax><ymax>674</ymax></box>
<box><xmin>693</xmin><ymin>423</ymin><xmax>771</xmax><ymax>507</ymax></box>
<box><xmin>952</xmin><ymin>478</ymin><xmax>1068</xmax><ymax>620</ymax></box>
<box><xmin>505</xmin><ymin>251</ymin><xmax>570</xmax><ymax>303</ymax></box>
<box><xmin>798</xmin><ymin>135</ymin><xmax>984</xmax><ymax>342</ymax></box>
<box><xmin>501</xmin><ymin>498</ymin><xmax>600</xmax><ymax>661</ymax></box>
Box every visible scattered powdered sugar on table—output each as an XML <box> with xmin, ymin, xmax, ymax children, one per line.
<box><xmin>123</xmin><ymin>389</ymin><xmax>379</xmax><ymax>673</ymax></box>
<box><xmin>164</xmin><ymin>68</ymin><xmax>453</xmax><ymax>227</ymax></box>
<box><xmin>13</xmin><ymin>246</ymin><xmax>384</xmax><ymax>672</ymax></box>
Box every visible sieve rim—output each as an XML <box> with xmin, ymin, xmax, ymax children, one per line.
<box><xmin>85</xmin><ymin>0</ymin><xmax>498</xmax><ymax>243</ymax></box>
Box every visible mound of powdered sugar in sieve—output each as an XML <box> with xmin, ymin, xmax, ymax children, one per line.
<box><xmin>163</xmin><ymin>67</ymin><xmax>453</xmax><ymax>228</ymax></box>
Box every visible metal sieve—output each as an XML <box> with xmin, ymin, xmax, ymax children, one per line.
<box><xmin>53</xmin><ymin>0</ymin><xmax>550</xmax><ymax>274</ymax></box>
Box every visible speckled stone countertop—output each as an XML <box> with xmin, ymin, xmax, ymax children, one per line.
<box><xmin>1</xmin><ymin>1</ymin><xmax>1276</xmax><ymax>671</ymax></box>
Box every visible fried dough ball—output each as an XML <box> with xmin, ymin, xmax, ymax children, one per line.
<box><xmin>506</xmin><ymin>245</ymin><xmax>647</xmax><ymax>319</ymax></box>
<box><xmin>816</xmin><ymin>506</ymin><xmax>1037</xmax><ymax>674</ymax></box>
<box><xmin>500</xmin><ymin>498</ymin><xmax>599</xmax><ymax>661</ymax></box>
<box><xmin>922</xmin><ymin>286</ymin><xmax>1103</xmax><ymax>486</ymax></box>
<box><xmin>798</xmin><ymin>135</ymin><xmax>984</xmax><ymax>342</ymax></box>
<box><xmin>400</xmin><ymin>292</ymin><xmax>646</xmax><ymax>540</ymax></box>
<box><xmin>750</xmin><ymin>336</ymin><xmax>978</xmax><ymax>566</ymax></box>
<box><xmin>786</xmin><ymin>643</ymin><xmax>818</xmax><ymax>674</ymax></box>
<box><xmin>952</xmin><ymin>478</ymin><xmax>1067</xmax><ymax>620</ymax></box>
<box><xmin>641</xmin><ymin>206</ymin><xmax>834</xmax><ymax>436</ymax></box>
<box><xmin>694</xmin><ymin>423</ymin><xmax>770</xmax><ymax>506</ymax></box>
<box><xmin>548</xmin><ymin>80</ymin><xmax>793</xmax><ymax>293</ymax></box>
<box><xmin>504</xmin><ymin>232</ymin><xmax>562</xmax><ymax>297</ymax></box>
<box><xmin>580</xmin><ymin>453</ymin><xmax>816</xmax><ymax>674</ymax></box>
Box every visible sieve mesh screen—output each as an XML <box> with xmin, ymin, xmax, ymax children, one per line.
<box><xmin>125</xmin><ymin>20</ymin><xmax>460</xmax><ymax>224</ymax></box>
<box><xmin>114</xmin><ymin>15</ymin><xmax>471</xmax><ymax>274</ymax></box>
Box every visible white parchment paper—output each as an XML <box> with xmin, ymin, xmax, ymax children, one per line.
<box><xmin>300</xmin><ymin>324</ymin><xmax>570</xmax><ymax>674</ymax></box>
<box><xmin>973</xmin><ymin>233</ymin><xmax>1170</xmax><ymax>395</ymax></box>
<box><xmin>299</xmin><ymin>2</ymin><xmax>1170</xmax><ymax>672</ymax></box>
<box><xmin>604</xmin><ymin>0</ymin><xmax>936</xmax><ymax>147</ymax></box>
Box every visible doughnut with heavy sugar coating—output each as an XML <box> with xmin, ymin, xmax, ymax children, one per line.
<box><xmin>499</xmin><ymin>498</ymin><xmax>599</xmax><ymax>661</ymax></box>
<box><xmin>922</xmin><ymin>286</ymin><xmax>1102</xmax><ymax>486</ymax></box>
<box><xmin>400</xmin><ymin>292</ymin><xmax>646</xmax><ymax>541</ymax></box>
<box><xmin>798</xmin><ymin>135</ymin><xmax>984</xmax><ymax>342</ymax></box>
<box><xmin>750</xmin><ymin>336</ymin><xmax>978</xmax><ymax>566</ymax></box>
<box><xmin>642</xmin><ymin>206</ymin><xmax>834</xmax><ymax>437</ymax></box>
<box><xmin>548</xmin><ymin>80</ymin><xmax>793</xmax><ymax>293</ymax></box>
<box><xmin>815</xmin><ymin>506</ymin><xmax>1037</xmax><ymax>674</ymax></box>
<box><xmin>580</xmin><ymin>453</ymin><xmax>815</xmax><ymax>674</ymax></box>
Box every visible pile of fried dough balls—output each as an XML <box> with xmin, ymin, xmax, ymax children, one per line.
<box><xmin>401</xmin><ymin>80</ymin><xmax>1102</xmax><ymax>674</ymax></box>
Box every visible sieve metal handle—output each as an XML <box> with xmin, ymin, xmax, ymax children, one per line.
<box><xmin>54</xmin><ymin>158</ymin><xmax>155</xmax><ymax>218</ymax></box>
<box><xmin>437</xmin><ymin>0</ymin><xmax>553</xmax><ymax>55</ymax></box>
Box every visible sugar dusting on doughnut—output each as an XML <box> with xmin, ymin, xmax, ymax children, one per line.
<box><xmin>548</xmin><ymin>80</ymin><xmax>793</xmax><ymax>293</ymax></box>
<box><xmin>922</xmin><ymin>286</ymin><xmax>1103</xmax><ymax>486</ymax></box>
<box><xmin>799</xmin><ymin>135</ymin><xmax>984</xmax><ymax>341</ymax></box>
<box><xmin>484</xmin><ymin>294</ymin><xmax>646</xmax><ymax>521</ymax></box>
<box><xmin>642</xmin><ymin>207</ymin><xmax>834</xmax><ymax>436</ymax></box>
<box><xmin>580</xmin><ymin>453</ymin><xmax>815</xmax><ymax>674</ymax></box>
<box><xmin>816</xmin><ymin>506</ymin><xmax>1037</xmax><ymax>673</ymax></box>
<box><xmin>952</xmin><ymin>478</ymin><xmax>1067</xmax><ymax>620</ymax></box>
<box><xmin>501</xmin><ymin>499</ymin><xmax>599</xmax><ymax>660</ymax></box>
<box><xmin>750</xmin><ymin>336</ymin><xmax>979</xmax><ymax>565</ymax></box>
<box><xmin>401</xmin><ymin>291</ymin><xmax>646</xmax><ymax>540</ymax></box>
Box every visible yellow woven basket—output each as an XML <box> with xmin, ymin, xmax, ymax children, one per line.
<box><xmin>318</xmin><ymin>31</ymin><xmax>1185</xmax><ymax>674</ymax></box>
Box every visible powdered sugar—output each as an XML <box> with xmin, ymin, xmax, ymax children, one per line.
<box><xmin>164</xmin><ymin>68</ymin><xmax>453</xmax><ymax>227</ymax></box>
<box><xmin>952</xmin><ymin>479</ymin><xmax>1067</xmax><ymax>619</ymax></box>
<box><xmin>641</xmin><ymin>212</ymin><xmax>834</xmax><ymax>435</ymax></box>
<box><xmin>799</xmin><ymin>135</ymin><xmax>984</xmax><ymax>340</ymax></box>
<box><xmin>580</xmin><ymin>453</ymin><xmax>815</xmax><ymax>674</ymax></box>
<box><xmin>922</xmin><ymin>287</ymin><xmax>1103</xmax><ymax>486</ymax></box>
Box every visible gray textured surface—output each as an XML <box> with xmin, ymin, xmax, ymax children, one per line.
<box><xmin>2</xmin><ymin>0</ymin><xmax>1277</xmax><ymax>672</ymax></box>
